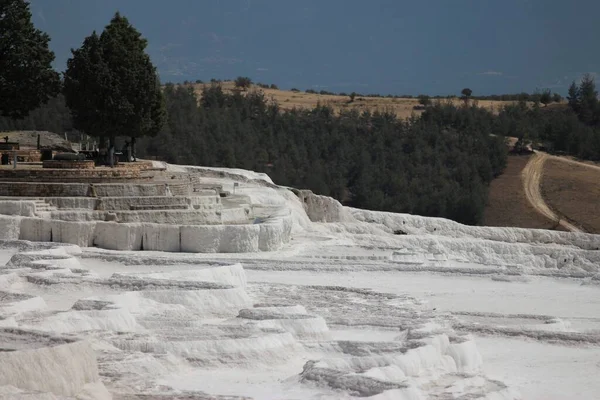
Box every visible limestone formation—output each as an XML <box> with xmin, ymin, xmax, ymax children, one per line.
<box><xmin>0</xmin><ymin>161</ymin><xmax>292</xmax><ymax>253</ymax></box>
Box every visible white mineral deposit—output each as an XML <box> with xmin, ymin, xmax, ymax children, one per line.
<box><xmin>0</xmin><ymin>162</ymin><xmax>599</xmax><ymax>399</ymax></box>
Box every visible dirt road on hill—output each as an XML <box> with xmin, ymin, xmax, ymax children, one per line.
<box><xmin>522</xmin><ymin>152</ymin><xmax>583</xmax><ymax>233</ymax></box>
<box><xmin>549</xmin><ymin>154</ymin><xmax>600</xmax><ymax>172</ymax></box>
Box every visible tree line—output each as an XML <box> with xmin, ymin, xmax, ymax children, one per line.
<box><xmin>491</xmin><ymin>75</ymin><xmax>600</xmax><ymax>160</ymax></box>
<box><xmin>133</xmin><ymin>84</ymin><xmax>507</xmax><ymax>224</ymax></box>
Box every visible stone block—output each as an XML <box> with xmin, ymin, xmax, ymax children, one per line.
<box><xmin>51</xmin><ymin>220</ymin><xmax>96</xmax><ymax>247</ymax></box>
<box><xmin>180</xmin><ymin>225</ymin><xmax>221</xmax><ymax>253</ymax></box>
<box><xmin>0</xmin><ymin>201</ymin><xmax>36</xmax><ymax>217</ymax></box>
<box><xmin>0</xmin><ymin>215</ymin><xmax>21</xmax><ymax>240</ymax></box>
<box><xmin>93</xmin><ymin>222</ymin><xmax>143</xmax><ymax>251</ymax></box>
<box><xmin>142</xmin><ymin>223</ymin><xmax>181</xmax><ymax>252</ymax></box>
<box><xmin>19</xmin><ymin>218</ymin><xmax>52</xmax><ymax>242</ymax></box>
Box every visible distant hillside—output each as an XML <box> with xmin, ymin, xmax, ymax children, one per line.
<box><xmin>186</xmin><ymin>81</ymin><xmax>522</xmax><ymax>119</ymax></box>
<box><xmin>484</xmin><ymin>150</ymin><xmax>600</xmax><ymax>234</ymax></box>
<box><xmin>483</xmin><ymin>154</ymin><xmax>565</xmax><ymax>231</ymax></box>
<box><xmin>541</xmin><ymin>156</ymin><xmax>600</xmax><ymax>234</ymax></box>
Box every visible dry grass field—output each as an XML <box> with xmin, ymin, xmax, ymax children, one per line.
<box><xmin>189</xmin><ymin>81</ymin><xmax>519</xmax><ymax>119</ymax></box>
<box><xmin>483</xmin><ymin>154</ymin><xmax>564</xmax><ymax>230</ymax></box>
<box><xmin>541</xmin><ymin>159</ymin><xmax>600</xmax><ymax>234</ymax></box>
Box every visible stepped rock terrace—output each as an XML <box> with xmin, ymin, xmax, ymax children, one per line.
<box><xmin>0</xmin><ymin>161</ymin><xmax>292</xmax><ymax>253</ymax></box>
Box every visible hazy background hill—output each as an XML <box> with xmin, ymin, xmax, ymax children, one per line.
<box><xmin>29</xmin><ymin>0</ymin><xmax>600</xmax><ymax>96</ymax></box>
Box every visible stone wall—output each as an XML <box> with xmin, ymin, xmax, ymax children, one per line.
<box><xmin>1</xmin><ymin>150</ymin><xmax>42</xmax><ymax>162</ymax></box>
<box><xmin>0</xmin><ymin>182</ymin><xmax>172</xmax><ymax>197</ymax></box>
<box><xmin>96</xmin><ymin>196</ymin><xmax>192</xmax><ymax>211</ymax></box>
<box><xmin>0</xmin><ymin>168</ymin><xmax>146</xmax><ymax>182</ymax></box>
<box><xmin>120</xmin><ymin>161</ymin><xmax>154</xmax><ymax>170</ymax></box>
<box><xmin>46</xmin><ymin>197</ymin><xmax>98</xmax><ymax>210</ymax></box>
<box><xmin>0</xmin><ymin>182</ymin><xmax>89</xmax><ymax>197</ymax></box>
<box><xmin>42</xmin><ymin>160</ymin><xmax>95</xmax><ymax>169</ymax></box>
<box><xmin>93</xmin><ymin>183</ymin><xmax>168</xmax><ymax>197</ymax></box>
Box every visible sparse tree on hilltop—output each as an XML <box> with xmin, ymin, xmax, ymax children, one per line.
<box><xmin>349</xmin><ymin>92</ymin><xmax>357</xmax><ymax>103</ymax></box>
<box><xmin>0</xmin><ymin>0</ymin><xmax>61</xmax><ymax>119</ymax></box>
<box><xmin>234</xmin><ymin>76</ymin><xmax>252</xmax><ymax>90</ymax></box>
<box><xmin>578</xmin><ymin>73</ymin><xmax>598</xmax><ymax>125</ymax></box>
<box><xmin>552</xmin><ymin>93</ymin><xmax>562</xmax><ymax>103</ymax></box>
<box><xmin>530</xmin><ymin>91</ymin><xmax>541</xmax><ymax>105</ymax></box>
<box><xmin>540</xmin><ymin>89</ymin><xmax>552</xmax><ymax>107</ymax></box>
<box><xmin>418</xmin><ymin>95</ymin><xmax>431</xmax><ymax>107</ymax></box>
<box><xmin>461</xmin><ymin>88</ymin><xmax>472</xmax><ymax>105</ymax></box>
<box><xmin>64</xmin><ymin>12</ymin><xmax>165</xmax><ymax>165</ymax></box>
<box><xmin>567</xmin><ymin>81</ymin><xmax>580</xmax><ymax>112</ymax></box>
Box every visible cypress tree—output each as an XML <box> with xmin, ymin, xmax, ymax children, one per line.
<box><xmin>0</xmin><ymin>0</ymin><xmax>60</xmax><ymax>119</ymax></box>
<box><xmin>64</xmin><ymin>12</ymin><xmax>165</xmax><ymax>165</ymax></box>
<box><xmin>63</xmin><ymin>32</ymin><xmax>111</xmax><ymax>141</ymax></box>
<box><xmin>567</xmin><ymin>81</ymin><xmax>580</xmax><ymax>113</ymax></box>
<box><xmin>578</xmin><ymin>74</ymin><xmax>598</xmax><ymax>125</ymax></box>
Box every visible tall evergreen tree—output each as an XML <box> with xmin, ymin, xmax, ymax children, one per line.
<box><xmin>461</xmin><ymin>88</ymin><xmax>473</xmax><ymax>105</ymax></box>
<box><xmin>578</xmin><ymin>74</ymin><xmax>598</xmax><ymax>125</ymax></box>
<box><xmin>63</xmin><ymin>32</ymin><xmax>111</xmax><ymax>141</ymax></box>
<box><xmin>0</xmin><ymin>0</ymin><xmax>60</xmax><ymax>119</ymax></box>
<box><xmin>64</xmin><ymin>12</ymin><xmax>165</xmax><ymax>164</ymax></box>
<box><xmin>567</xmin><ymin>81</ymin><xmax>580</xmax><ymax>112</ymax></box>
<box><xmin>99</xmin><ymin>13</ymin><xmax>165</xmax><ymax>160</ymax></box>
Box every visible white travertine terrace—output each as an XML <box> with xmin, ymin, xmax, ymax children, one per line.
<box><xmin>0</xmin><ymin>166</ymin><xmax>293</xmax><ymax>253</ymax></box>
<box><xmin>0</xmin><ymin>162</ymin><xmax>599</xmax><ymax>399</ymax></box>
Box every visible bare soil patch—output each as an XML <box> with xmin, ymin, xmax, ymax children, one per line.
<box><xmin>483</xmin><ymin>155</ymin><xmax>563</xmax><ymax>230</ymax></box>
<box><xmin>541</xmin><ymin>159</ymin><xmax>600</xmax><ymax>234</ymax></box>
<box><xmin>521</xmin><ymin>153</ymin><xmax>580</xmax><ymax>232</ymax></box>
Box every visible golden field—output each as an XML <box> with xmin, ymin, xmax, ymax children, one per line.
<box><xmin>188</xmin><ymin>81</ymin><xmax>521</xmax><ymax>119</ymax></box>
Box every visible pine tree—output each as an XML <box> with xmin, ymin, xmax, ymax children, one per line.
<box><xmin>0</xmin><ymin>0</ymin><xmax>60</xmax><ymax>119</ymax></box>
<box><xmin>578</xmin><ymin>74</ymin><xmax>598</xmax><ymax>125</ymax></box>
<box><xmin>567</xmin><ymin>81</ymin><xmax>580</xmax><ymax>113</ymax></box>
